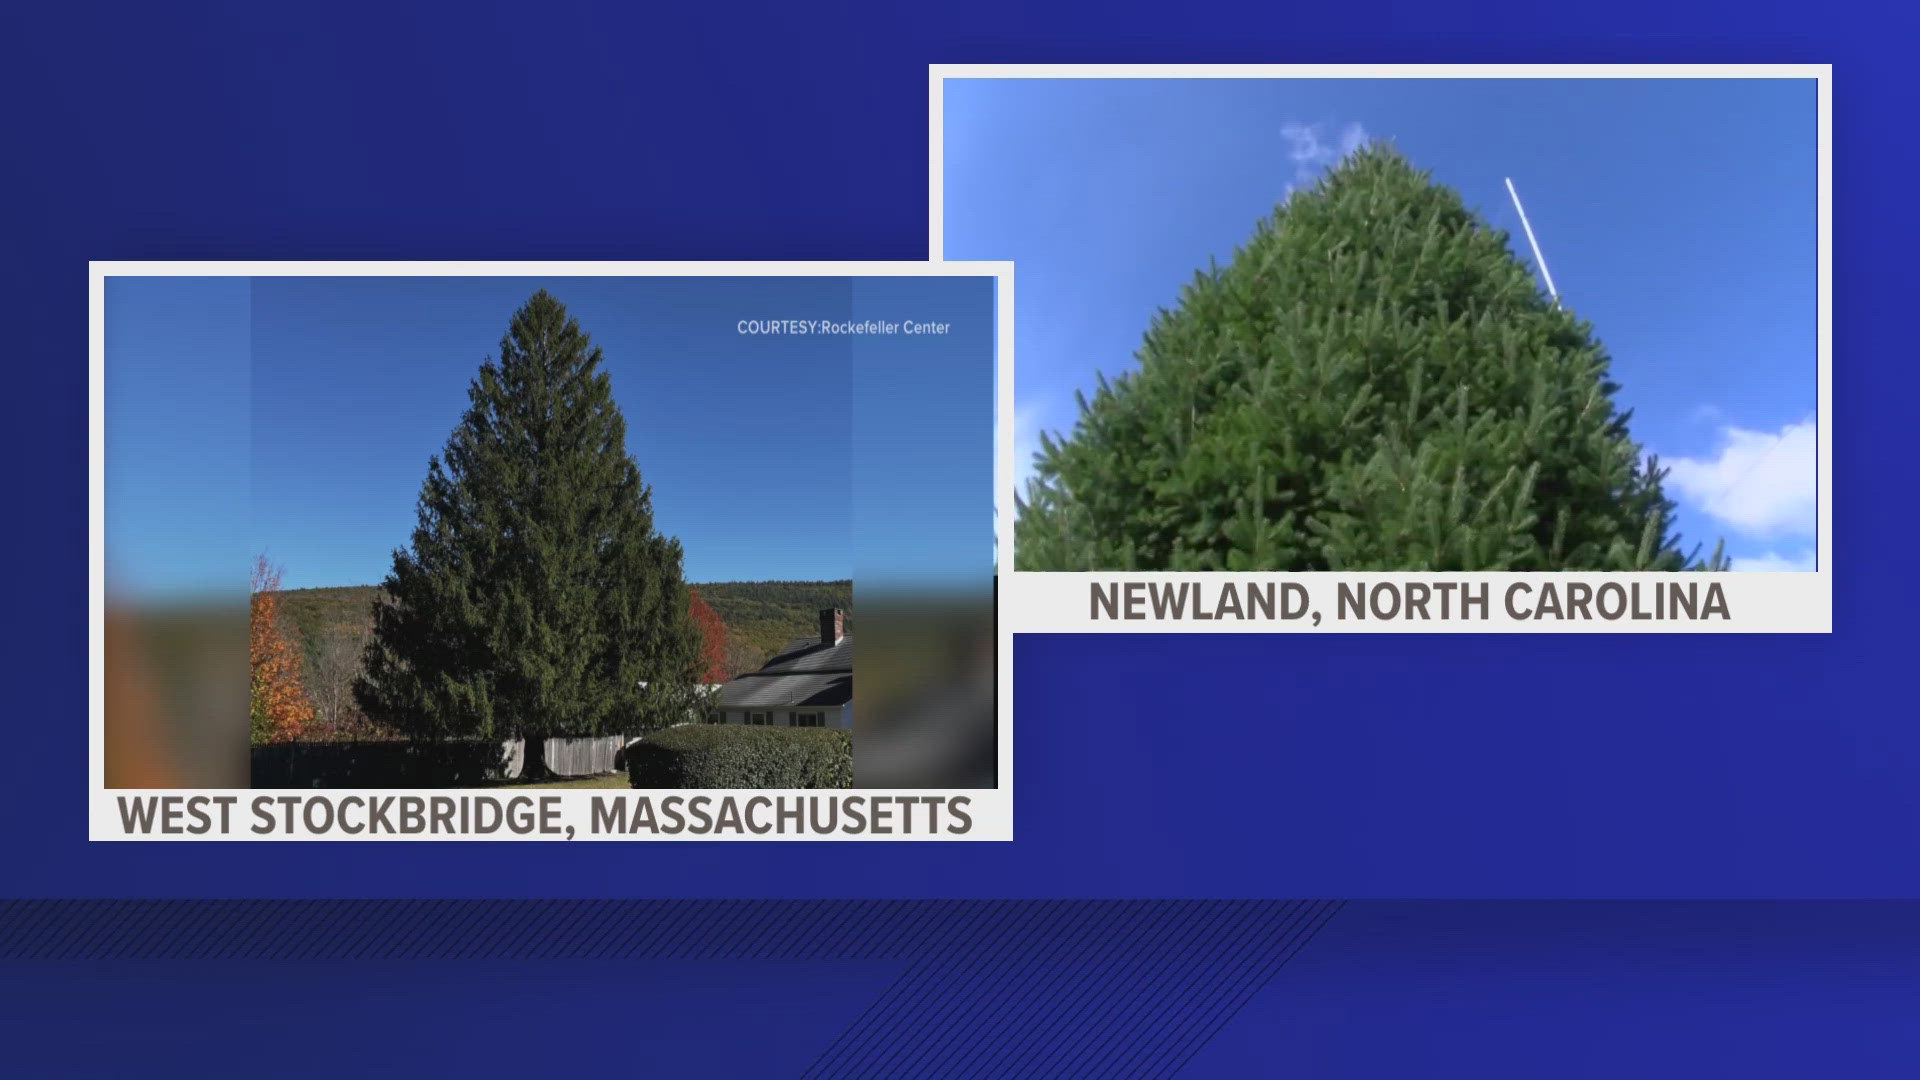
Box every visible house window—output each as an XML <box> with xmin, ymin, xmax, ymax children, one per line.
<box><xmin>706</xmin><ymin>710</ymin><xmax>724</xmax><ymax>724</ymax></box>
<box><xmin>746</xmin><ymin>711</ymin><xmax>772</xmax><ymax>726</ymax></box>
<box><xmin>791</xmin><ymin>711</ymin><xmax>825</xmax><ymax>728</ymax></box>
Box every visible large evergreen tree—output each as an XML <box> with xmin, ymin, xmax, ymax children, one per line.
<box><xmin>1015</xmin><ymin>145</ymin><xmax>1724</xmax><ymax>572</ymax></box>
<box><xmin>354</xmin><ymin>291</ymin><xmax>703</xmax><ymax>768</ymax></box>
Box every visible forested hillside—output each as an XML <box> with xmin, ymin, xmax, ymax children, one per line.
<box><xmin>693</xmin><ymin>580</ymin><xmax>853</xmax><ymax>667</ymax></box>
<box><xmin>275</xmin><ymin>585</ymin><xmax>383</xmax><ymax>656</ymax></box>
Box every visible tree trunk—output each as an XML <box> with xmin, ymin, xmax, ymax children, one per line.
<box><xmin>522</xmin><ymin>735</ymin><xmax>549</xmax><ymax>782</ymax></box>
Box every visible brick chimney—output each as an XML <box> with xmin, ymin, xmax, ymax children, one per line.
<box><xmin>819</xmin><ymin>607</ymin><xmax>845</xmax><ymax>647</ymax></box>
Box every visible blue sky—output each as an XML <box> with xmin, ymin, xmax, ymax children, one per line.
<box><xmin>944</xmin><ymin>78</ymin><xmax>1817</xmax><ymax>570</ymax></box>
<box><xmin>107</xmin><ymin>275</ymin><xmax>992</xmax><ymax>593</ymax></box>
<box><xmin>105</xmin><ymin>278</ymin><xmax>252</xmax><ymax>598</ymax></box>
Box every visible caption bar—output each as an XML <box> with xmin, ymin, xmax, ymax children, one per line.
<box><xmin>111</xmin><ymin>792</ymin><xmax>976</xmax><ymax>840</ymax></box>
<box><xmin>1003</xmin><ymin>572</ymin><xmax>1828</xmax><ymax>634</ymax></box>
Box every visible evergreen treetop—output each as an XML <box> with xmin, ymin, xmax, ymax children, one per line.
<box><xmin>354</xmin><ymin>290</ymin><xmax>704</xmax><ymax>747</ymax></box>
<box><xmin>1015</xmin><ymin>144</ymin><xmax>1724</xmax><ymax>573</ymax></box>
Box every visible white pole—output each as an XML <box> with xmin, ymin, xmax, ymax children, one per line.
<box><xmin>1504</xmin><ymin>177</ymin><xmax>1559</xmax><ymax>305</ymax></box>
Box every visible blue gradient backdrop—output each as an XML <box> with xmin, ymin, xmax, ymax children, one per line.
<box><xmin>5</xmin><ymin>0</ymin><xmax>1915</xmax><ymax>1075</ymax></box>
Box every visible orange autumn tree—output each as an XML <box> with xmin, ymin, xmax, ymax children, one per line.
<box><xmin>689</xmin><ymin>588</ymin><xmax>729</xmax><ymax>684</ymax></box>
<box><xmin>251</xmin><ymin>555</ymin><xmax>314</xmax><ymax>743</ymax></box>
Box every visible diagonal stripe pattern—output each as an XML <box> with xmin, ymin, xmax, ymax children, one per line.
<box><xmin>0</xmin><ymin>898</ymin><xmax>1341</xmax><ymax>1076</ymax></box>
<box><xmin>802</xmin><ymin>899</ymin><xmax>1341</xmax><ymax>1078</ymax></box>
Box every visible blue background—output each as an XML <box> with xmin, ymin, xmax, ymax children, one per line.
<box><xmin>5</xmin><ymin>0</ymin><xmax>1914</xmax><ymax>1074</ymax></box>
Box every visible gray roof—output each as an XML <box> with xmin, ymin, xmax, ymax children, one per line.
<box><xmin>717</xmin><ymin>636</ymin><xmax>852</xmax><ymax>709</ymax></box>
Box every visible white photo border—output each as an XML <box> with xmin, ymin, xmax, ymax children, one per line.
<box><xmin>933</xmin><ymin>63</ymin><xmax>1833</xmax><ymax>635</ymax></box>
<box><xmin>90</xmin><ymin>260</ymin><xmax>1015</xmax><ymax>840</ymax></box>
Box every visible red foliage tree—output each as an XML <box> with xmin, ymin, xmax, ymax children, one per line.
<box><xmin>250</xmin><ymin>555</ymin><xmax>315</xmax><ymax>743</ymax></box>
<box><xmin>688</xmin><ymin>588</ymin><xmax>729</xmax><ymax>683</ymax></box>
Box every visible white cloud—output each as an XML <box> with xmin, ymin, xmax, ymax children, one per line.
<box><xmin>1664</xmin><ymin>417</ymin><xmax>1816</xmax><ymax>538</ymax></box>
<box><xmin>1279</xmin><ymin>121</ymin><xmax>1370</xmax><ymax>186</ymax></box>
<box><xmin>1731</xmin><ymin>549</ymin><xmax>1816</xmax><ymax>573</ymax></box>
<box><xmin>1337</xmin><ymin>122</ymin><xmax>1369</xmax><ymax>157</ymax></box>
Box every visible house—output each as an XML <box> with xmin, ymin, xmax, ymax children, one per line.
<box><xmin>713</xmin><ymin>608</ymin><xmax>852</xmax><ymax>729</ymax></box>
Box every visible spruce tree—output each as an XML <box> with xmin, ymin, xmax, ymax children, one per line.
<box><xmin>354</xmin><ymin>291</ymin><xmax>703</xmax><ymax>770</ymax></box>
<box><xmin>1015</xmin><ymin>145</ymin><xmax>1725</xmax><ymax>572</ymax></box>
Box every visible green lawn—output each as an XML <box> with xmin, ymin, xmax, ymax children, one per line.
<box><xmin>498</xmin><ymin>773</ymin><xmax>630</xmax><ymax>790</ymax></box>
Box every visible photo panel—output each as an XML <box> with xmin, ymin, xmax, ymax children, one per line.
<box><xmin>939</xmin><ymin>65</ymin><xmax>1829</xmax><ymax>633</ymax></box>
<box><xmin>93</xmin><ymin>262</ymin><xmax>1011</xmax><ymax>840</ymax></box>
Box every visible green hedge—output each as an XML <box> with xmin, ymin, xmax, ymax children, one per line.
<box><xmin>627</xmin><ymin>725</ymin><xmax>852</xmax><ymax>789</ymax></box>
